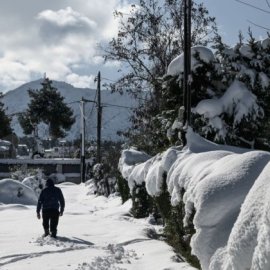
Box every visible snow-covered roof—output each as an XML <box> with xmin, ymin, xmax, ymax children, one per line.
<box><xmin>0</xmin><ymin>139</ymin><xmax>11</xmax><ymax>146</ymax></box>
<box><xmin>0</xmin><ymin>146</ymin><xmax>9</xmax><ymax>152</ymax></box>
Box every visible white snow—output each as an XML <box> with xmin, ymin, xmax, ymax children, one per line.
<box><xmin>238</xmin><ymin>66</ymin><xmax>256</xmax><ymax>86</ymax></box>
<box><xmin>0</xmin><ymin>182</ymin><xmax>195</xmax><ymax>270</ymax></box>
<box><xmin>239</xmin><ymin>44</ymin><xmax>254</xmax><ymax>59</ymax></box>
<box><xmin>261</xmin><ymin>37</ymin><xmax>270</xmax><ymax>49</ymax></box>
<box><xmin>194</xmin><ymin>79</ymin><xmax>263</xmax><ymax>138</ymax></box>
<box><xmin>259</xmin><ymin>72</ymin><xmax>270</xmax><ymax>89</ymax></box>
<box><xmin>119</xmin><ymin>128</ymin><xmax>270</xmax><ymax>270</ymax></box>
<box><xmin>118</xmin><ymin>148</ymin><xmax>151</xmax><ymax>180</ymax></box>
<box><xmin>22</xmin><ymin>176</ymin><xmax>45</xmax><ymax>196</ymax></box>
<box><xmin>0</xmin><ymin>179</ymin><xmax>38</xmax><ymax>205</ymax></box>
<box><xmin>209</xmin><ymin>162</ymin><xmax>270</xmax><ymax>270</ymax></box>
<box><xmin>3</xmin><ymin>128</ymin><xmax>270</xmax><ymax>270</ymax></box>
<box><xmin>167</xmin><ymin>46</ymin><xmax>215</xmax><ymax>76</ymax></box>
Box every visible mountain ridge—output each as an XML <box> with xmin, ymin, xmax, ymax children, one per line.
<box><xmin>2</xmin><ymin>79</ymin><xmax>136</xmax><ymax>141</ymax></box>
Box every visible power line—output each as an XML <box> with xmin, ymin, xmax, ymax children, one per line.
<box><xmin>87</xmin><ymin>85</ymin><xmax>98</xmax><ymax>118</ymax></box>
<box><xmin>101</xmin><ymin>102</ymin><xmax>135</xmax><ymax>109</ymax></box>
<box><xmin>102</xmin><ymin>112</ymin><xmax>128</xmax><ymax>126</ymax></box>
<box><xmin>234</xmin><ymin>0</ymin><xmax>270</xmax><ymax>14</ymax></box>
<box><xmin>247</xmin><ymin>19</ymin><xmax>270</xmax><ymax>31</ymax></box>
<box><xmin>101</xmin><ymin>77</ymin><xmax>118</xmax><ymax>83</ymax></box>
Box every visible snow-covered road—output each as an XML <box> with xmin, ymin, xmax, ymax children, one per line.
<box><xmin>0</xmin><ymin>183</ymin><xmax>195</xmax><ymax>270</ymax></box>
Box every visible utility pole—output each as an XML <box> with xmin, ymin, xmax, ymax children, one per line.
<box><xmin>80</xmin><ymin>97</ymin><xmax>86</xmax><ymax>183</ymax></box>
<box><xmin>96</xmin><ymin>71</ymin><xmax>102</xmax><ymax>164</ymax></box>
<box><xmin>182</xmin><ymin>0</ymin><xmax>192</xmax><ymax>145</ymax></box>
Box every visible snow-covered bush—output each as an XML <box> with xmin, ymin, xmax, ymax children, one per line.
<box><xmin>9</xmin><ymin>166</ymin><xmax>45</xmax><ymax>196</ymax></box>
<box><xmin>130</xmin><ymin>182</ymin><xmax>154</xmax><ymax>218</ymax></box>
<box><xmin>88</xmin><ymin>141</ymin><xmax>127</xmax><ymax>197</ymax></box>
<box><xmin>118</xmin><ymin>129</ymin><xmax>270</xmax><ymax>270</ymax></box>
<box><xmin>22</xmin><ymin>174</ymin><xmax>46</xmax><ymax>197</ymax></box>
<box><xmin>116</xmin><ymin>172</ymin><xmax>130</xmax><ymax>203</ymax></box>
<box><xmin>90</xmin><ymin>163</ymin><xmax>118</xmax><ymax>197</ymax></box>
<box><xmin>119</xmin><ymin>144</ymin><xmax>200</xmax><ymax>266</ymax></box>
<box><xmin>9</xmin><ymin>165</ymin><xmax>40</xmax><ymax>181</ymax></box>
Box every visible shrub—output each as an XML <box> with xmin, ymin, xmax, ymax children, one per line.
<box><xmin>130</xmin><ymin>182</ymin><xmax>154</xmax><ymax>218</ymax></box>
<box><xmin>154</xmin><ymin>174</ymin><xmax>201</xmax><ymax>269</ymax></box>
<box><xmin>116</xmin><ymin>172</ymin><xmax>130</xmax><ymax>203</ymax></box>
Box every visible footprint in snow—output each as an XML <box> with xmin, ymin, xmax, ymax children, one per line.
<box><xmin>34</xmin><ymin>236</ymin><xmax>94</xmax><ymax>249</ymax></box>
<box><xmin>75</xmin><ymin>244</ymin><xmax>139</xmax><ymax>270</ymax></box>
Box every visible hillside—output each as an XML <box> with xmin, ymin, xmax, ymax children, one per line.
<box><xmin>2</xmin><ymin>79</ymin><xmax>137</xmax><ymax>141</ymax></box>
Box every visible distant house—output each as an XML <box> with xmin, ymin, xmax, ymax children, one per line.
<box><xmin>17</xmin><ymin>144</ymin><xmax>29</xmax><ymax>157</ymax></box>
<box><xmin>0</xmin><ymin>140</ymin><xmax>12</xmax><ymax>158</ymax></box>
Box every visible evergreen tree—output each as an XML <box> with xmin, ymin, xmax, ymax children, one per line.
<box><xmin>0</xmin><ymin>92</ymin><xmax>12</xmax><ymax>138</ymax></box>
<box><xmin>162</xmin><ymin>47</ymin><xmax>224</xmax><ymax>146</ymax></box>
<box><xmin>19</xmin><ymin>78</ymin><xmax>75</xmax><ymax>138</ymax></box>
<box><xmin>162</xmin><ymin>31</ymin><xmax>270</xmax><ymax>151</ymax></box>
<box><xmin>104</xmin><ymin>0</ymin><xmax>219</xmax><ymax>154</ymax></box>
<box><xmin>201</xmin><ymin>31</ymin><xmax>270</xmax><ymax>150</ymax></box>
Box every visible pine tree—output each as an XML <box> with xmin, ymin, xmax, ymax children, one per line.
<box><xmin>203</xmin><ymin>31</ymin><xmax>270</xmax><ymax>149</ymax></box>
<box><xmin>166</xmin><ymin>31</ymin><xmax>270</xmax><ymax>151</ymax></box>
<box><xmin>0</xmin><ymin>92</ymin><xmax>12</xmax><ymax>138</ymax></box>
<box><xmin>162</xmin><ymin>46</ymin><xmax>224</xmax><ymax>145</ymax></box>
<box><xmin>19</xmin><ymin>77</ymin><xmax>75</xmax><ymax>139</ymax></box>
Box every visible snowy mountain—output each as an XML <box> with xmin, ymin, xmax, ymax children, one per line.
<box><xmin>2</xmin><ymin>79</ymin><xmax>137</xmax><ymax>141</ymax></box>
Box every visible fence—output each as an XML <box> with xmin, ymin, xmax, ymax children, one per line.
<box><xmin>0</xmin><ymin>158</ymin><xmax>85</xmax><ymax>183</ymax></box>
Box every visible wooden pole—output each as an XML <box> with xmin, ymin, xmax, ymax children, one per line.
<box><xmin>80</xmin><ymin>97</ymin><xmax>86</xmax><ymax>183</ymax></box>
<box><xmin>97</xmin><ymin>71</ymin><xmax>102</xmax><ymax>164</ymax></box>
<box><xmin>182</xmin><ymin>0</ymin><xmax>192</xmax><ymax>145</ymax></box>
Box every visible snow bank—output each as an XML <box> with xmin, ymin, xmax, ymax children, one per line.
<box><xmin>48</xmin><ymin>173</ymin><xmax>66</xmax><ymax>183</ymax></box>
<box><xmin>179</xmin><ymin>150</ymin><xmax>270</xmax><ymax>269</ymax></box>
<box><xmin>119</xmin><ymin>129</ymin><xmax>270</xmax><ymax>270</ymax></box>
<box><xmin>262</xmin><ymin>37</ymin><xmax>270</xmax><ymax>49</ymax></box>
<box><xmin>118</xmin><ymin>148</ymin><xmax>151</xmax><ymax>180</ymax></box>
<box><xmin>209</xmin><ymin>162</ymin><xmax>270</xmax><ymax>270</ymax></box>
<box><xmin>121</xmin><ymin>147</ymin><xmax>182</xmax><ymax>193</ymax></box>
<box><xmin>22</xmin><ymin>175</ymin><xmax>46</xmax><ymax>196</ymax></box>
<box><xmin>239</xmin><ymin>44</ymin><xmax>255</xmax><ymax>59</ymax></box>
<box><xmin>167</xmin><ymin>46</ymin><xmax>215</xmax><ymax>76</ymax></box>
<box><xmin>0</xmin><ymin>179</ymin><xmax>38</xmax><ymax>205</ymax></box>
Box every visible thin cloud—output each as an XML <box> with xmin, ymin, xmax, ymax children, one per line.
<box><xmin>66</xmin><ymin>73</ymin><xmax>96</xmax><ymax>88</ymax></box>
<box><xmin>37</xmin><ymin>7</ymin><xmax>97</xmax><ymax>41</ymax></box>
<box><xmin>0</xmin><ymin>1</ymin><xmax>130</xmax><ymax>93</ymax></box>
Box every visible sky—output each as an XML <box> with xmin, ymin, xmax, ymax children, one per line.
<box><xmin>0</xmin><ymin>0</ymin><xmax>269</xmax><ymax>93</ymax></box>
<box><xmin>201</xmin><ymin>0</ymin><xmax>270</xmax><ymax>44</ymax></box>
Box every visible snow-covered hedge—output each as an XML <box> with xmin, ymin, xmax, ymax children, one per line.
<box><xmin>118</xmin><ymin>129</ymin><xmax>270</xmax><ymax>270</ymax></box>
